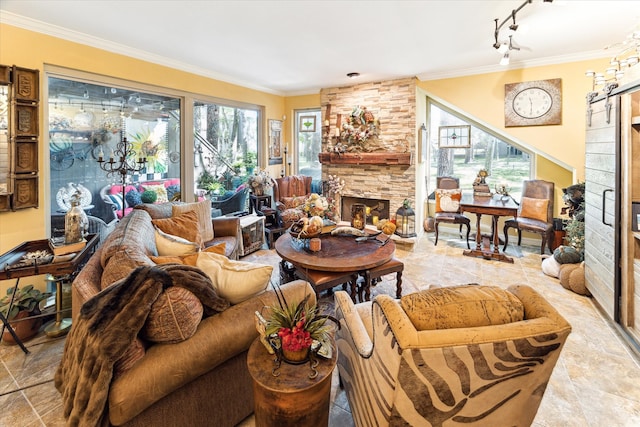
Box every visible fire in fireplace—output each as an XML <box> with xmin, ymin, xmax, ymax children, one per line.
<box><xmin>341</xmin><ymin>196</ymin><xmax>390</xmax><ymax>225</ymax></box>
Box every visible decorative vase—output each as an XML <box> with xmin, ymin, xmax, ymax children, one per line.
<box><xmin>65</xmin><ymin>197</ymin><xmax>88</xmax><ymax>244</ymax></box>
<box><xmin>282</xmin><ymin>346</ymin><xmax>310</xmax><ymax>364</ymax></box>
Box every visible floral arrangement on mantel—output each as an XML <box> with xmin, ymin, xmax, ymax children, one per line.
<box><xmin>328</xmin><ymin>105</ymin><xmax>380</xmax><ymax>153</ymax></box>
<box><xmin>247</xmin><ymin>168</ymin><xmax>274</xmax><ymax>196</ymax></box>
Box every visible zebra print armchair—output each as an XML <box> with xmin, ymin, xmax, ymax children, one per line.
<box><xmin>334</xmin><ymin>284</ymin><xmax>571</xmax><ymax>427</ymax></box>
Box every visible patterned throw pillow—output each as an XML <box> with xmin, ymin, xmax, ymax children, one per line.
<box><xmin>108</xmin><ymin>193</ymin><xmax>124</xmax><ymax>211</ymax></box>
<box><xmin>435</xmin><ymin>189</ymin><xmax>462</xmax><ymax>213</ymax></box>
<box><xmin>400</xmin><ymin>285</ymin><xmax>524</xmax><ymax>331</ymax></box>
<box><xmin>141</xmin><ymin>183</ymin><xmax>169</xmax><ymax>203</ymax></box>
<box><xmin>282</xmin><ymin>196</ymin><xmax>307</xmax><ymax>209</ymax></box>
<box><xmin>142</xmin><ymin>287</ymin><xmax>203</xmax><ymax>343</ymax></box>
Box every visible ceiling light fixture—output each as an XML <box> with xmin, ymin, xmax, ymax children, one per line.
<box><xmin>346</xmin><ymin>72</ymin><xmax>360</xmax><ymax>79</ymax></box>
<box><xmin>493</xmin><ymin>0</ymin><xmax>553</xmax><ymax>64</ymax></box>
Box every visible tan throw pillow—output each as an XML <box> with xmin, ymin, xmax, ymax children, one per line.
<box><xmin>520</xmin><ymin>197</ymin><xmax>549</xmax><ymax>222</ymax></box>
<box><xmin>196</xmin><ymin>252</ymin><xmax>272</xmax><ymax>305</ymax></box>
<box><xmin>141</xmin><ymin>183</ymin><xmax>169</xmax><ymax>203</ymax></box>
<box><xmin>151</xmin><ymin>243</ymin><xmax>226</xmax><ymax>266</ymax></box>
<box><xmin>282</xmin><ymin>196</ymin><xmax>307</xmax><ymax>209</ymax></box>
<box><xmin>435</xmin><ymin>189</ymin><xmax>462</xmax><ymax>213</ymax></box>
<box><xmin>172</xmin><ymin>200</ymin><xmax>214</xmax><ymax>242</ymax></box>
<box><xmin>400</xmin><ymin>285</ymin><xmax>525</xmax><ymax>331</ymax></box>
<box><xmin>152</xmin><ymin>210</ymin><xmax>200</xmax><ymax>244</ymax></box>
<box><xmin>155</xmin><ymin>228</ymin><xmax>199</xmax><ymax>256</ymax></box>
<box><xmin>142</xmin><ymin>287</ymin><xmax>203</xmax><ymax>343</ymax></box>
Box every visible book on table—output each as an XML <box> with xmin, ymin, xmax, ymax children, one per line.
<box><xmin>49</xmin><ymin>237</ymin><xmax>86</xmax><ymax>256</ymax></box>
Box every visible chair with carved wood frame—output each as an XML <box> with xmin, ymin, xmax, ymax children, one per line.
<box><xmin>434</xmin><ymin>177</ymin><xmax>470</xmax><ymax>249</ymax></box>
<box><xmin>503</xmin><ymin>179</ymin><xmax>555</xmax><ymax>254</ymax></box>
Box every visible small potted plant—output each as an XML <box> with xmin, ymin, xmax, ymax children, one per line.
<box><xmin>264</xmin><ymin>288</ymin><xmax>334</xmax><ymax>364</ymax></box>
<box><xmin>0</xmin><ymin>285</ymin><xmax>51</xmax><ymax>344</ymax></box>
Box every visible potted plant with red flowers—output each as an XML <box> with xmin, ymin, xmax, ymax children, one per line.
<box><xmin>265</xmin><ymin>290</ymin><xmax>334</xmax><ymax>364</ymax></box>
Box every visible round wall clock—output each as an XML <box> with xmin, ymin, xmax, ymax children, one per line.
<box><xmin>504</xmin><ymin>78</ymin><xmax>562</xmax><ymax>127</ymax></box>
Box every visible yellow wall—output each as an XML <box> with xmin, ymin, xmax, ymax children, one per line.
<box><xmin>0</xmin><ymin>23</ymin><xmax>285</xmax><ymax>290</ymax></box>
<box><xmin>417</xmin><ymin>59</ymin><xmax>611</xmax><ymax>182</ymax></box>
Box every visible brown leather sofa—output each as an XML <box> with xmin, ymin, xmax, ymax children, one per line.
<box><xmin>70</xmin><ymin>206</ymin><xmax>315</xmax><ymax>426</ymax></box>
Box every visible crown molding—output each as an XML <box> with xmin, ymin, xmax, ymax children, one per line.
<box><xmin>0</xmin><ymin>11</ymin><xmax>285</xmax><ymax>96</ymax></box>
<box><xmin>417</xmin><ymin>49</ymin><xmax>611</xmax><ymax>81</ymax></box>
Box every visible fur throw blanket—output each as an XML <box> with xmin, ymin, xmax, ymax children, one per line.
<box><xmin>54</xmin><ymin>264</ymin><xmax>229</xmax><ymax>427</ymax></box>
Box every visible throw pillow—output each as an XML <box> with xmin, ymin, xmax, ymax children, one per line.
<box><xmin>541</xmin><ymin>256</ymin><xmax>562</xmax><ymax>278</ymax></box>
<box><xmin>108</xmin><ymin>193</ymin><xmax>124</xmax><ymax>211</ymax></box>
<box><xmin>166</xmin><ymin>184</ymin><xmax>181</xmax><ymax>201</ymax></box>
<box><xmin>141</xmin><ymin>190</ymin><xmax>158</xmax><ymax>204</ymax></box>
<box><xmin>154</xmin><ymin>228</ymin><xmax>199</xmax><ymax>256</ymax></box>
<box><xmin>196</xmin><ymin>252</ymin><xmax>272</xmax><ymax>304</ymax></box>
<box><xmin>435</xmin><ymin>189</ymin><xmax>462</xmax><ymax>213</ymax></box>
<box><xmin>520</xmin><ymin>197</ymin><xmax>549</xmax><ymax>222</ymax></box>
<box><xmin>142</xmin><ymin>287</ymin><xmax>203</xmax><ymax>343</ymax></box>
<box><xmin>152</xmin><ymin>210</ymin><xmax>201</xmax><ymax>245</ymax></box>
<box><xmin>282</xmin><ymin>196</ymin><xmax>307</xmax><ymax>209</ymax></box>
<box><xmin>151</xmin><ymin>243</ymin><xmax>226</xmax><ymax>266</ymax></box>
<box><xmin>125</xmin><ymin>189</ymin><xmax>142</xmax><ymax>208</ymax></box>
<box><xmin>141</xmin><ymin>183</ymin><xmax>169</xmax><ymax>203</ymax></box>
<box><xmin>400</xmin><ymin>285</ymin><xmax>524</xmax><ymax>331</ymax></box>
<box><xmin>172</xmin><ymin>200</ymin><xmax>214</xmax><ymax>242</ymax></box>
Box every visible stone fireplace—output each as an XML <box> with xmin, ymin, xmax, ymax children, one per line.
<box><xmin>319</xmin><ymin>77</ymin><xmax>420</xmax><ymax>230</ymax></box>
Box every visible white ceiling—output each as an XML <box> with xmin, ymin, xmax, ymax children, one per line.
<box><xmin>1</xmin><ymin>1</ymin><xmax>639</xmax><ymax>96</ymax></box>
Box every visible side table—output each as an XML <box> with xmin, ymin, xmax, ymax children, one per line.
<box><xmin>247</xmin><ymin>338</ymin><xmax>336</xmax><ymax>427</ymax></box>
<box><xmin>236</xmin><ymin>214</ymin><xmax>266</xmax><ymax>256</ymax></box>
<box><xmin>250</xmin><ymin>194</ymin><xmax>271</xmax><ymax>214</ymax></box>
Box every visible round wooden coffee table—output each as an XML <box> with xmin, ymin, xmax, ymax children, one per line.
<box><xmin>275</xmin><ymin>232</ymin><xmax>395</xmax><ymax>272</ymax></box>
<box><xmin>247</xmin><ymin>338</ymin><xmax>337</xmax><ymax>427</ymax></box>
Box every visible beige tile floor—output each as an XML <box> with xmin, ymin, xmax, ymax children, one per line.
<box><xmin>2</xmin><ymin>230</ymin><xmax>640</xmax><ymax>426</ymax></box>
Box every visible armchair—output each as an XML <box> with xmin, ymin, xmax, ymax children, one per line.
<box><xmin>503</xmin><ymin>179</ymin><xmax>555</xmax><ymax>254</ymax></box>
<box><xmin>335</xmin><ymin>284</ymin><xmax>571</xmax><ymax>427</ymax></box>
<box><xmin>211</xmin><ymin>186</ymin><xmax>249</xmax><ymax>215</ymax></box>
<box><xmin>273</xmin><ymin>175</ymin><xmax>313</xmax><ymax>227</ymax></box>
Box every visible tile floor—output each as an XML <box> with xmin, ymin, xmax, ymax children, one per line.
<box><xmin>2</xmin><ymin>230</ymin><xmax>640</xmax><ymax>426</ymax></box>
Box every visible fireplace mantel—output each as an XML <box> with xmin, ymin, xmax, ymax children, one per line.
<box><xmin>318</xmin><ymin>152</ymin><xmax>412</xmax><ymax>166</ymax></box>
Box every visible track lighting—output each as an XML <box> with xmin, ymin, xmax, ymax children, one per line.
<box><xmin>493</xmin><ymin>0</ymin><xmax>553</xmax><ymax>64</ymax></box>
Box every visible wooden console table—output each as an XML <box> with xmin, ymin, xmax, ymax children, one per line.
<box><xmin>0</xmin><ymin>234</ymin><xmax>99</xmax><ymax>353</ymax></box>
<box><xmin>460</xmin><ymin>195</ymin><xmax>518</xmax><ymax>263</ymax></box>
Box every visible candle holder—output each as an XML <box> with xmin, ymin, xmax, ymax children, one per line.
<box><xmin>97</xmin><ymin>137</ymin><xmax>146</xmax><ymax>211</ymax></box>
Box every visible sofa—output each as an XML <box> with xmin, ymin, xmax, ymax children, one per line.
<box><xmin>66</xmin><ymin>203</ymin><xmax>315</xmax><ymax>426</ymax></box>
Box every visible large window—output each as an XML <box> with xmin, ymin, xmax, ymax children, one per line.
<box><xmin>295</xmin><ymin>109</ymin><xmax>322</xmax><ymax>180</ymax></box>
<box><xmin>427</xmin><ymin>100</ymin><xmax>531</xmax><ymax>198</ymax></box>
<box><xmin>194</xmin><ymin>101</ymin><xmax>259</xmax><ymax>195</ymax></box>
<box><xmin>48</xmin><ymin>76</ymin><xmax>180</xmax><ymax>225</ymax></box>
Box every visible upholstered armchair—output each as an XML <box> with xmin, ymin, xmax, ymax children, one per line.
<box><xmin>334</xmin><ymin>284</ymin><xmax>571</xmax><ymax>427</ymax></box>
<box><xmin>211</xmin><ymin>186</ymin><xmax>249</xmax><ymax>215</ymax></box>
<box><xmin>503</xmin><ymin>179</ymin><xmax>555</xmax><ymax>254</ymax></box>
<box><xmin>273</xmin><ymin>175</ymin><xmax>313</xmax><ymax>227</ymax></box>
<box><xmin>434</xmin><ymin>176</ymin><xmax>470</xmax><ymax>248</ymax></box>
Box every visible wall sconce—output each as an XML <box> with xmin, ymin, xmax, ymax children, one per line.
<box><xmin>492</xmin><ymin>0</ymin><xmax>553</xmax><ymax>65</ymax></box>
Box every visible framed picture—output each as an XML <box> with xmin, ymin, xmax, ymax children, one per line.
<box><xmin>438</xmin><ymin>125</ymin><xmax>471</xmax><ymax>148</ymax></box>
<box><xmin>299</xmin><ymin>115</ymin><xmax>316</xmax><ymax>133</ymax></box>
<box><xmin>268</xmin><ymin>119</ymin><xmax>282</xmax><ymax>165</ymax></box>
